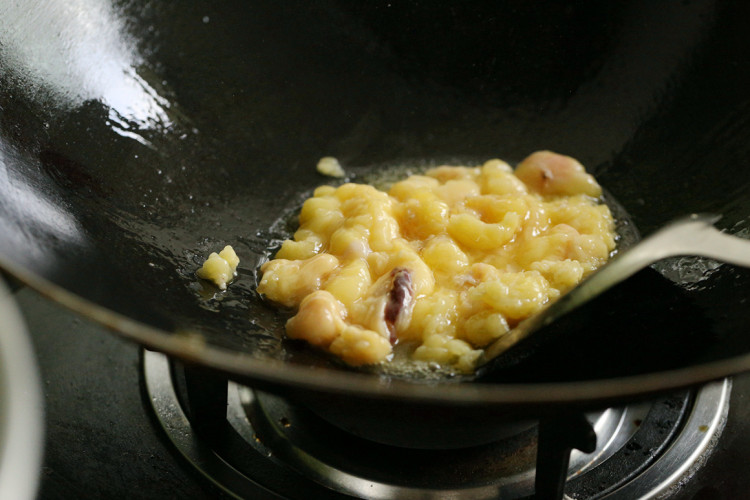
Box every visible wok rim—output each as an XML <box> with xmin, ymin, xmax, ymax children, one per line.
<box><xmin>3</xmin><ymin>253</ymin><xmax>746</xmax><ymax>408</ymax></box>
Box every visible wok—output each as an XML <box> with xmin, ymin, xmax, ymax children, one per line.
<box><xmin>2</xmin><ymin>0</ymin><xmax>750</xmax><ymax>417</ymax></box>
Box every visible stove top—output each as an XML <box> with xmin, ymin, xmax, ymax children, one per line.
<box><xmin>14</xmin><ymin>284</ymin><xmax>750</xmax><ymax>499</ymax></box>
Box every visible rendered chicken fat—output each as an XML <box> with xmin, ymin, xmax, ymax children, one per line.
<box><xmin>316</xmin><ymin>156</ymin><xmax>346</xmax><ymax>178</ymax></box>
<box><xmin>197</xmin><ymin>245</ymin><xmax>239</xmax><ymax>290</ymax></box>
<box><xmin>257</xmin><ymin>151</ymin><xmax>616</xmax><ymax>370</ymax></box>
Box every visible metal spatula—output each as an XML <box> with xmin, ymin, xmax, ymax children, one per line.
<box><xmin>476</xmin><ymin>213</ymin><xmax>750</xmax><ymax>375</ymax></box>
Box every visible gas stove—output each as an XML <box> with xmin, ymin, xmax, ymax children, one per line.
<box><xmin>12</xmin><ymin>283</ymin><xmax>750</xmax><ymax>499</ymax></box>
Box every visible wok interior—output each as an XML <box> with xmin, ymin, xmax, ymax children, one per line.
<box><xmin>1</xmin><ymin>0</ymin><xmax>750</xmax><ymax>388</ymax></box>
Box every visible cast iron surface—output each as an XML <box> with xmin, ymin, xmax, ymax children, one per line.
<box><xmin>2</xmin><ymin>0</ymin><xmax>750</xmax><ymax>406</ymax></box>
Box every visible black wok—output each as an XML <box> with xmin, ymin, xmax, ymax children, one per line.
<box><xmin>2</xmin><ymin>0</ymin><xmax>750</xmax><ymax>418</ymax></box>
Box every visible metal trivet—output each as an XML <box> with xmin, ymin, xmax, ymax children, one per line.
<box><xmin>142</xmin><ymin>350</ymin><xmax>729</xmax><ymax>499</ymax></box>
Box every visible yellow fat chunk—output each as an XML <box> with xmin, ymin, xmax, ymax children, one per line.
<box><xmin>219</xmin><ymin>246</ymin><xmax>239</xmax><ymax>270</ymax></box>
<box><xmin>301</xmin><ymin>210</ymin><xmax>344</xmax><ymax>239</ymax></box>
<box><xmin>421</xmin><ymin>236</ymin><xmax>469</xmax><ymax>275</ymax></box>
<box><xmin>336</xmin><ymin>183</ymin><xmax>385</xmax><ymax>204</ymax></box>
<box><xmin>569</xmin><ymin>234</ymin><xmax>614</xmax><ymax>271</ymax></box>
<box><xmin>469</xmin><ymin>262</ymin><xmax>503</xmax><ymax>282</ymax></box>
<box><xmin>461</xmin><ymin>311</ymin><xmax>510</xmax><ymax>347</ymax></box>
<box><xmin>465</xmin><ymin>195</ymin><xmax>530</xmax><ymax>224</ymax></box>
<box><xmin>481</xmin><ymin>159</ymin><xmax>513</xmax><ymax>174</ymax></box>
<box><xmin>316</xmin><ymin>156</ymin><xmax>345</xmax><ymax>178</ymax></box>
<box><xmin>412</xmin><ymin>333</ymin><xmax>479</xmax><ymax>366</ymax></box>
<box><xmin>468</xmin><ymin>271</ymin><xmax>552</xmax><ymax>320</ymax></box>
<box><xmin>365</xmin><ymin>251</ymin><xmax>391</xmax><ymax>278</ymax></box>
<box><xmin>276</xmin><ymin>235</ymin><xmax>322</xmax><ymax>260</ymax></box>
<box><xmin>479</xmin><ymin>160</ymin><xmax>528</xmax><ymax>196</ymax></box>
<box><xmin>313</xmin><ymin>185</ymin><xmax>336</xmax><ymax>197</ymax></box>
<box><xmin>196</xmin><ymin>245</ymin><xmax>239</xmax><ymax>290</ymax></box>
<box><xmin>369</xmin><ymin>214</ymin><xmax>400</xmax><ymax>252</ymax></box>
<box><xmin>328</xmin><ymin>227</ymin><xmax>370</xmax><ymax>260</ymax></box>
<box><xmin>549</xmin><ymin>198</ymin><xmax>615</xmax><ymax>238</ymax></box>
<box><xmin>516</xmin><ymin>227</ymin><xmax>577</xmax><ymax>267</ymax></box>
<box><xmin>349</xmin><ymin>294</ymin><xmax>389</xmax><ymax>339</ymax></box>
<box><xmin>324</xmin><ymin>259</ymin><xmax>372</xmax><ymax>308</ymax></box>
<box><xmin>257</xmin><ymin>253</ymin><xmax>339</xmax><ymax>307</ymax></box>
<box><xmin>286</xmin><ymin>291</ymin><xmax>347</xmax><ymax>347</ymax></box>
<box><xmin>434</xmin><ymin>179</ymin><xmax>481</xmax><ymax>205</ymax></box>
<box><xmin>389</xmin><ymin>175</ymin><xmax>439</xmax><ymax>201</ymax></box>
<box><xmin>403</xmin><ymin>289</ymin><xmax>459</xmax><ymax>342</ymax></box>
<box><xmin>448</xmin><ymin>212</ymin><xmax>521</xmax><ymax>250</ymax></box>
<box><xmin>529</xmin><ymin>259</ymin><xmax>585</xmax><ymax>292</ymax></box>
<box><xmin>332</xmin><ymin>186</ymin><xmax>398</xmax><ymax>253</ymax></box>
<box><xmin>426</xmin><ymin>165</ymin><xmax>478</xmax><ymax>182</ymax></box>
<box><xmin>300</xmin><ymin>194</ymin><xmax>340</xmax><ymax>223</ymax></box>
<box><xmin>397</xmin><ymin>190</ymin><xmax>450</xmax><ymax>240</ymax></box>
<box><xmin>299</xmin><ymin>196</ymin><xmax>344</xmax><ymax>238</ymax></box>
<box><xmin>329</xmin><ymin>325</ymin><xmax>393</xmax><ymax>366</ymax></box>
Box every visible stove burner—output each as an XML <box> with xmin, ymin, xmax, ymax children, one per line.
<box><xmin>143</xmin><ymin>351</ymin><xmax>729</xmax><ymax>499</ymax></box>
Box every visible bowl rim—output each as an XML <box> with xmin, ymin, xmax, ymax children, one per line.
<box><xmin>0</xmin><ymin>276</ymin><xmax>44</xmax><ymax>500</ymax></box>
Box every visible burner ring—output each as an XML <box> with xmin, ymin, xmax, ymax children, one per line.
<box><xmin>595</xmin><ymin>378</ymin><xmax>730</xmax><ymax>499</ymax></box>
<box><xmin>143</xmin><ymin>350</ymin><xmax>730</xmax><ymax>499</ymax></box>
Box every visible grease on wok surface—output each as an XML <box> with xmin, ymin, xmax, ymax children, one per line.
<box><xmin>257</xmin><ymin>151</ymin><xmax>616</xmax><ymax>371</ymax></box>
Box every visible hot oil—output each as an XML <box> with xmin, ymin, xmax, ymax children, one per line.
<box><xmin>381</xmin><ymin>342</ymin><xmax>468</xmax><ymax>381</ymax></box>
<box><xmin>603</xmin><ymin>187</ymin><xmax>641</xmax><ymax>255</ymax></box>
